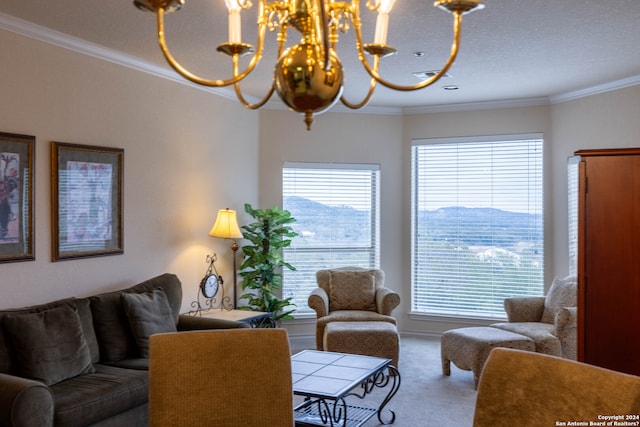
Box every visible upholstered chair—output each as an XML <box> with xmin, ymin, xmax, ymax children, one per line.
<box><xmin>491</xmin><ymin>275</ymin><xmax>577</xmax><ymax>359</ymax></box>
<box><xmin>308</xmin><ymin>267</ymin><xmax>400</xmax><ymax>350</ymax></box>
<box><xmin>473</xmin><ymin>348</ymin><xmax>640</xmax><ymax>427</ymax></box>
<box><xmin>149</xmin><ymin>329</ymin><xmax>294</xmax><ymax>427</ymax></box>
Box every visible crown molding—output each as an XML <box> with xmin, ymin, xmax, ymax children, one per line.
<box><xmin>402</xmin><ymin>97</ymin><xmax>551</xmax><ymax>115</ymax></box>
<box><xmin>549</xmin><ymin>74</ymin><xmax>640</xmax><ymax>104</ymax></box>
<box><xmin>0</xmin><ymin>11</ymin><xmax>240</xmax><ymax>103</ymax></box>
<box><xmin>401</xmin><ymin>73</ymin><xmax>640</xmax><ymax>114</ymax></box>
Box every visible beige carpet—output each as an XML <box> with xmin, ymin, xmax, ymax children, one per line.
<box><xmin>292</xmin><ymin>335</ymin><xmax>478</xmax><ymax>427</ymax></box>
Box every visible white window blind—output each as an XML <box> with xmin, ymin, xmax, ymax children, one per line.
<box><xmin>411</xmin><ymin>135</ymin><xmax>544</xmax><ymax>317</ymax></box>
<box><xmin>282</xmin><ymin>162</ymin><xmax>380</xmax><ymax>313</ymax></box>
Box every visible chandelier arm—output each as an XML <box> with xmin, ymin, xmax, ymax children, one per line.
<box><xmin>234</xmin><ymin>83</ymin><xmax>276</xmax><ymax>109</ymax></box>
<box><xmin>232</xmin><ymin>30</ymin><xmax>287</xmax><ymax>109</ymax></box>
<box><xmin>356</xmin><ymin>11</ymin><xmax>463</xmax><ymax>91</ymax></box>
<box><xmin>339</xmin><ymin>55</ymin><xmax>379</xmax><ymax>109</ymax></box>
<box><xmin>339</xmin><ymin>77</ymin><xmax>376</xmax><ymax>109</ymax></box>
<box><xmin>155</xmin><ymin>7</ymin><xmax>267</xmax><ymax>87</ymax></box>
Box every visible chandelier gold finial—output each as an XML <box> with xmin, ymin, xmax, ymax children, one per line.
<box><xmin>133</xmin><ymin>0</ymin><xmax>484</xmax><ymax>130</ymax></box>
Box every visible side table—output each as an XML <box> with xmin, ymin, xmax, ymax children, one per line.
<box><xmin>197</xmin><ymin>309</ymin><xmax>274</xmax><ymax>328</ymax></box>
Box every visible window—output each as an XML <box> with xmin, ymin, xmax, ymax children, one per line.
<box><xmin>282</xmin><ymin>162</ymin><xmax>380</xmax><ymax>313</ymax></box>
<box><xmin>411</xmin><ymin>134</ymin><xmax>544</xmax><ymax>318</ymax></box>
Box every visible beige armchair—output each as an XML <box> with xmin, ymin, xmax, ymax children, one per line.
<box><xmin>473</xmin><ymin>348</ymin><xmax>640</xmax><ymax>427</ymax></box>
<box><xmin>308</xmin><ymin>267</ymin><xmax>400</xmax><ymax>350</ymax></box>
<box><xmin>491</xmin><ymin>275</ymin><xmax>577</xmax><ymax>359</ymax></box>
<box><xmin>149</xmin><ymin>329</ymin><xmax>294</xmax><ymax>427</ymax></box>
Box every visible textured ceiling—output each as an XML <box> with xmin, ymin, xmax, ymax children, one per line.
<box><xmin>1</xmin><ymin>0</ymin><xmax>639</xmax><ymax>111</ymax></box>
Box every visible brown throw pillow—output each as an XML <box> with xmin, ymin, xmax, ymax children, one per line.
<box><xmin>4</xmin><ymin>305</ymin><xmax>95</xmax><ymax>385</ymax></box>
<box><xmin>329</xmin><ymin>270</ymin><xmax>377</xmax><ymax>311</ymax></box>
<box><xmin>121</xmin><ymin>288</ymin><xmax>177</xmax><ymax>358</ymax></box>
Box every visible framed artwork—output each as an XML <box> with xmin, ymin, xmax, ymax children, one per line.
<box><xmin>0</xmin><ymin>132</ymin><xmax>35</xmax><ymax>263</ymax></box>
<box><xmin>52</xmin><ymin>142</ymin><xmax>123</xmax><ymax>261</ymax></box>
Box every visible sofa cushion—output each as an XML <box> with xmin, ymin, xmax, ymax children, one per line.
<box><xmin>90</xmin><ymin>290</ymin><xmax>139</xmax><ymax>362</ymax></box>
<box><xmin>3</xmin><ymin>305</ymin><xmax>95</xmax><ymax>386</ymax></box>
<box><xmin>74</xmin><ymin>298</ymin><xmax>100</xmax><ymax>364</ymax></box>
<box><xmin>0</xmin><ymin>297</ymin><xmax>99</xmax><ymax>374</ymax></box>
<box><xmin>541</xmin><ymin>276</ymin><xmax>577</xmax><ymax>324</ymax></box>
<box><xmin>105</xmin><ymin>358</ymin><xmax>149</xmax><ymax>370</ymax></box>
<box><xmin>51</xmin><ymin>364</ymin><xmax>148</xmax><ymax>427</ymax></box>
<box><xmin>127</xmin><ymin>273</ymin><xmax>182</xmax><ymax>323</ymax></box>
<box><xmin>90</xmin><ymin>273</ymin><xmax>183</xmax><ymax>362</ymax></box>
<box><xmin>329</xmin><ymin>270</ymin><xmax>377</xmax><ymax>311</ymax></box>
<box><xmin>122</xmin><ymin>288</ymin><xmax>177</xmax><ymax>358</ymax></box>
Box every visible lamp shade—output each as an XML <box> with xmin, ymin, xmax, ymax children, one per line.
<box><xmin>208</xmin><ymin>208</ymin><xmax>242</xmax><ymax>239</ymax></box>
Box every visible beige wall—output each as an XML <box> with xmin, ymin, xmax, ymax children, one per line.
<box><xmin>0</xmin><ymin>29</ymin><xmax>259</xmax><ymax>312</ymax></box>
<box><xmin>549</xmin><ymin>85</ymin><xmax>640</xmax><ymax>286</ymax></box>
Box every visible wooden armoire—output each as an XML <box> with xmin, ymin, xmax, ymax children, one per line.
<box><xmin>576</xmin><ymin>148</ymin><xmax>640</xmax><ymax>376</ymax></box>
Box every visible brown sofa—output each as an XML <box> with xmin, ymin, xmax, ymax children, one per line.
<box><xmin>0</xmin><ymin>273</ymin><xmax>248</xmax><ymax>427</ymax></box>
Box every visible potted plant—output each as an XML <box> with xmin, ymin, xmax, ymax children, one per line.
<box><xmin>238</xmin><ymin>203</ymin><xmax>298</xmax><ymax>324</ymax></box>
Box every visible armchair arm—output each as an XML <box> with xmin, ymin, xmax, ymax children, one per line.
<box><xmin>376</xmin><ymin>287</ymin><xmax>400</xmax><ymax>316</ymax></box>
<box><xmin>503</xmin><ymin>296</ymin><xmax>545</xmax><ymax>322</ymax></box>
<box><xmin>555</xmin><ymin>306</ymin><xmax>577</xmax><ymax>335</ymax></box>
<box><xmin>308</xmin><ymin>288</ymin><xmax>329</xmax><ymax>318</ymax></box>
<box><xmin>177</xmin><ymin>314</ymin><xmax>250</xmax><ymax>331</ymax></box>
<box><xmin>0</xmin><ymin>373</ymin><xmax>54</xmax><ymax>427</ymax></box>
<box><xmin>554</xmin><ymin>306</ymin><xmax>578</xmax><ymax>359</ymax></box>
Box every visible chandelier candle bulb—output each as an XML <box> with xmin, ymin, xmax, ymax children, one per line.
<box><xmin>373</xmin><ymin>0</ymin><xmax>396</xmax><ymax>45</ymax></box>
<box><xmin>373</xmin><ymin>12</ymin><xmax>390</xmax><ymax>45</ymax></box>
<box><xmin>224</xmin><ymin>0</ymin><xmax>242</xmax><ymax>43</ymax></box>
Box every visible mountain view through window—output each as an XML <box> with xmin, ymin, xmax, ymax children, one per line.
<box><xmin>282</xmin><ymin>164</ymin><xmax>379</xmax><ymax>313</ymax></box>
<box><xmin>412</xmin><ymin>135</ymin><xmax>544</xmax><ymax>317</ymax></box>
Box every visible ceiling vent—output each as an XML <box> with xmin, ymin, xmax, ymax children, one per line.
<box><xmin>412</xmin><ymin>70</ymin><xmax>452</xmax><ymax>81</ymax></box>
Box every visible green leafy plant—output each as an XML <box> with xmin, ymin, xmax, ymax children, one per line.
<box><xmin>238</xmin><ymin>203</ymin><xmax>298</xmax><ymax>323</ymax></box>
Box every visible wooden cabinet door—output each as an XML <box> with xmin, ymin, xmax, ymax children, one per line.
<box><xmin>577</xmin><ymin>149</ymin><xmax>640</xmax><ymax>376</ymax></box>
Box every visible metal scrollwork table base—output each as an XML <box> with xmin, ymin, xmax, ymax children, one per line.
<box><xmin>291</xmin><ymin>350</ymin><xmax>401</xmax><ymax>427</ymax></box>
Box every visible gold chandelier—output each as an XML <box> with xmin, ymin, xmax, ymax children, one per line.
<box><xmin>134</xmin><ymin>0</ymin><xmax>484</xmax><ymax>129</ymax></box>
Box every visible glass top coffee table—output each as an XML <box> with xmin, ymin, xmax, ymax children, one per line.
<box><xmin>291</xmin><ymin>350</ymin><xmax>401</xmax><ymax>427</ymax></box>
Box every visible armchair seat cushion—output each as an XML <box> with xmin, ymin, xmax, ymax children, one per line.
<box><xmin>317</xmin><ymin>310</ymin><xmax>397</xmax><ymax>326</ymax></box>
<box><xmin>491</xmin><ymin>322</ymin><xmax>561</xmax><ymax>356</ymax></box>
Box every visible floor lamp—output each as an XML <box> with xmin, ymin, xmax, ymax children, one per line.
<box><xmin>208</xmin><ymin>208</ymin><xmax>243</xmax><ymax>309</ymax></box>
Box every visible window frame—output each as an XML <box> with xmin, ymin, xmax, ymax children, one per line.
<box><xmin>282</xmin><ymin>161</ymin><xmax>381</xmax><ymax>314</ymax></box>
<box><xmin>410</xmin><ymin>133</ymin><xmax>545</xmax><ymax>319</ymax></box>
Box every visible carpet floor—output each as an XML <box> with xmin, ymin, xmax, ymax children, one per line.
<box><xmin>292</xmin><ymin>335</ymin><xmax>478</xmax><ymax>427</ymax></box>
